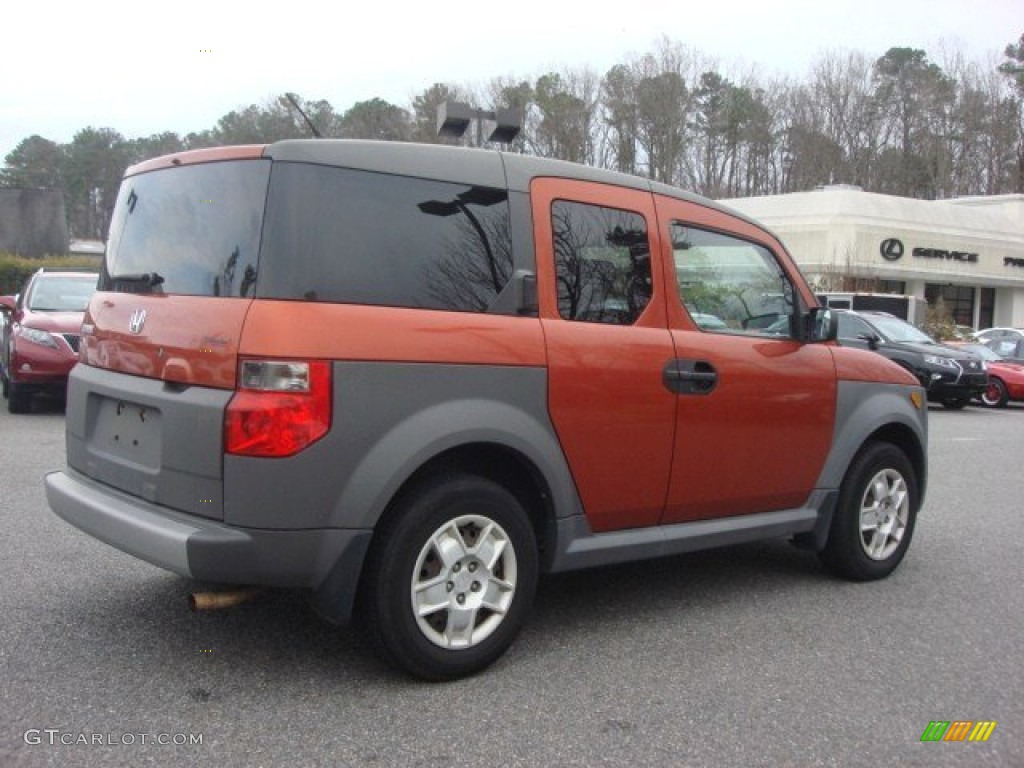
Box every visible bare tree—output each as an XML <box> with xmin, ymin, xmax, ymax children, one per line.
<box><xmin>7</xmin><ymin>33</ymin><xmax>1024</xmax><ymax>225</ymax></box>
<box><xmin>601</xmin><ymin>64</ymin><xmax>640</xmax><ymax>175</ymax></box>
<box><xmin>871</xmin><ymin>47</ymin><xmax>955</xmax><ymax>198</ymax></box>
<box><xmin>998</xmin><ymin>33</ymin><xmax>1024</xmax><ymax>191</ymax></box>
<box><xmin>805</xmin><ymin>51</ymin><xmax>885</xmax><ymax>189</ymax></box>
<box><xmin>781</xmin><ymin>83</ymin><xmax>845</xmax><ymax>191</ymax></box>
<box><xmin>525</xmin><ymin>69</ymin><xmax>603</xmax><ymax>165</ymax></box>
<box><xmin>2</xmin><ymin>136</ymin><xmax>64</xmax><ymax>189</ymax></box>
<box><xmin>631</xmin><ymin>39</ymin><xmax>701</xmax><ymax>184</ymax></box>
<box><xmin>339</xmin><ymin>98</ymin><xmax>412</xmax><ymax>141</ymax></box>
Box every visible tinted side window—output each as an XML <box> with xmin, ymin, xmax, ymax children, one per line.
<box><xmin>671</xmin><ymin>224</ymin><xmax>795</xmax><ymax>337</ymax></box>
<box><xmin>259</xmin><ymin>163</ymin><xmax>513</xmax><ymax>313</ymax></box>
<box><xmin>552</xmin><ymin>200</ymin><xmax>652</xmax><ymax>325</ymax></box>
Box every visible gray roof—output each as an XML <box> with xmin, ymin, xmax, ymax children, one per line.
<box><xmin>265</xmin><ymin>139</ymin><xmax>759</xmax><ymax>230</ymax></box>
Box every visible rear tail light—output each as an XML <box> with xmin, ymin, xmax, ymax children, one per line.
<box><xmin>225</xmin><ymin>360</ymin><xmax>331</xmax><ymax>457</ymax></box>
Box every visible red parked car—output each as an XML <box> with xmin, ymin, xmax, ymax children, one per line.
<box><xmin>0</xmin><ymin>269</ymin><xmax>98</xmax><ymax>413</ymax></box>
<box><xmin>956</xmin><ymin>343</ymin><xmax>1024</xmax><ymax>408</ymax></box>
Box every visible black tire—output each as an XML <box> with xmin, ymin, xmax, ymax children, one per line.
<box><xmin>359</xmin><ymin>474</ymin><xmax>538</xmax><ymax>681</ymax></box>
<box><xmin>979</xmin><ymin>378</ymin><xmax>1008</xmax><ymax>408</ymax></box>
<box><xmin>7</xmin><ymin>381</ymin><xmax>31</xmax><ymax>414</ymax></box>
<box><xmin>941</xmin><ymin>398</ymin><xmax>969</xmax><ymax>410</ymax></box>
<box><xmin>819</xmin><ymin>442</ymin><xmax>917</xmax><ymax>581</ymax></box>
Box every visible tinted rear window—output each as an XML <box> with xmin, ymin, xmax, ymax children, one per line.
<box><xmin>102</xmin><ymin>159</ymin><xmax>270</xmax><ymax>297</ymax></box>
<box><xmin>257</xmin><ymin>163</ymin><xmax>513</xmax><ymax>312</ymax></box>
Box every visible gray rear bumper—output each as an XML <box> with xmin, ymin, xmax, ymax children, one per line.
<box><xmin>45</xmin><ymin>469</ymin><xmax>371</xmax><ymax>622</ymax></box>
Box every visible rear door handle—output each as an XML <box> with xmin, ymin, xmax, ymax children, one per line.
<box><xmin>663</xmin><ymin>359</ymin><xmax>718</xmax><ymax>395</ymax></box>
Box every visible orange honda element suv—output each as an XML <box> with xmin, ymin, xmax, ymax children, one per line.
<box><xmin>46</xmin><ymin>140</ymin><xmax>928</xmax><ymax>679</ymax></box>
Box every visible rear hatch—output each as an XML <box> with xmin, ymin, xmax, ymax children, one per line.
<box><xmin>68</xmin><ymin>148</ymin><xmax>270</xmax><ymax>521</ymax></box>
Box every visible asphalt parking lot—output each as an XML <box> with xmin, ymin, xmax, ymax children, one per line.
<box><xmin>1</xmin><ymin>399</ymin><xmax>1021</xmax><ymax>767</ymax></box>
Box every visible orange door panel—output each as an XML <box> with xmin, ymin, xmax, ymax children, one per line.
<box><xmin>653</xmin><ymin>195</ymin><xmax>837</xmax><ymax>524</ymax></box>
<box><xmin>532</xmin><ymin>179</ymin><xmax>676</xmax><ymax>532</ymax></box>
<box><xmin>544</xmin><ymin>322</ymin><xmax>677</xmax><ymax>531</ymax></box>
<box><xmin>664</xmin><ymin>331</ymin><xmax>836</xmax><ymax>522</ymax></box>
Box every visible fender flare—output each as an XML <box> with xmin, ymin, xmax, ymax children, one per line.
<box><xmin>329</xmin><ymin>398</ymin><xmax>582</xmax><ymax>530</ymax></box>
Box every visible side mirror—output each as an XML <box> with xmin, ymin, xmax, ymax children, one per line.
<box><xmin>857</xmin><ymin>332</ymin><xmax>882</xmax><ymax>350</ymax></box>
<box><xmin>806</xmin><ymin>307</ymin><xmax>837</xmax><ymax>343</ymax></box>
<box><xmin>0</xmin><ymin>295</ymin><xmax>17</xmax><ymax>313</ymax></box>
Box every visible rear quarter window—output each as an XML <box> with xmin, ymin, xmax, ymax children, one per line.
<box><xmin>257</xmin><ymin>163</ymin><xmax>513</xmax><ymax>313</ymax></box>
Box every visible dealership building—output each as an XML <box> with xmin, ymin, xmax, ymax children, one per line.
<box><xmin>721</xmin><ymin>187</ymin><xmax>1024</xmax><ymax>330</ymax></box>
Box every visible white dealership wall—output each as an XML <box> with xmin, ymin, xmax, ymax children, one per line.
<box><xmin>720</xmin><ymin>187</ymin><xmax>1024</xmax><ymax>329</ymax></box>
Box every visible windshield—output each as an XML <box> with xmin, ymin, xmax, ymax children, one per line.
<box><xmin>27</xmin><ymin>274</ymin><xmax>98</xmax><ymax>311</ymax></box>
<box><xmin>869</xmin><ymin>315</ymin><xmax>935</xmax><ymax>344</ymax></box>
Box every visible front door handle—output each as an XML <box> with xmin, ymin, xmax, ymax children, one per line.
<box><xmin>663</xmin><ymin>359</ymin><xmax>718</xmax><ymax>395</ymax></box>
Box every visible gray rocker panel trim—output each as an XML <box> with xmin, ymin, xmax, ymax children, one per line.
<box><xmin>549</xmin><ymin>491</ymin><xmax>836</xmax><ymax>572</ymax></box>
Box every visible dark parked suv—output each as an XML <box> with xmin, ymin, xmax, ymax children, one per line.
<box><xmin>836</xmin><ymin>310</ymin><xmax>987</xmax><ymax>409</ymax></box>
<box><xmin>46</xmin><ymin>140</ymin><xmax>929</xmax><ymax>679</ymax></box>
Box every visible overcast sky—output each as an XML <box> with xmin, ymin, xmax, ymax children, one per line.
<box><xmin>2</xmin><ymin>0</ymin><xmax>1019</xmax><ymax>162</ymax></box>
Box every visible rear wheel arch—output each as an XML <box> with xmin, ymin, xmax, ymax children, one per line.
<box><xmin>364</xmin><ymin>443</ymin><xmax>556</xmax><ymax>569</ymax></box>
<box><xmin>330</xmin><ymin>395</ymin><xmax>576</xmax><ymax>535</ymax></box>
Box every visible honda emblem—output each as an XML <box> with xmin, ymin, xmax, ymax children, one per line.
<box><xmin>129</xmin><ymin>309</ymin><xmax>147</xmax><ymax>334</ymax></box>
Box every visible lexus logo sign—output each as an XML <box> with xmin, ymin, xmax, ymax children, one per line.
<box><xmin>880</xmin><ymin>238</ymin><xmax>904</xmax><ymax>261</ymax></box>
